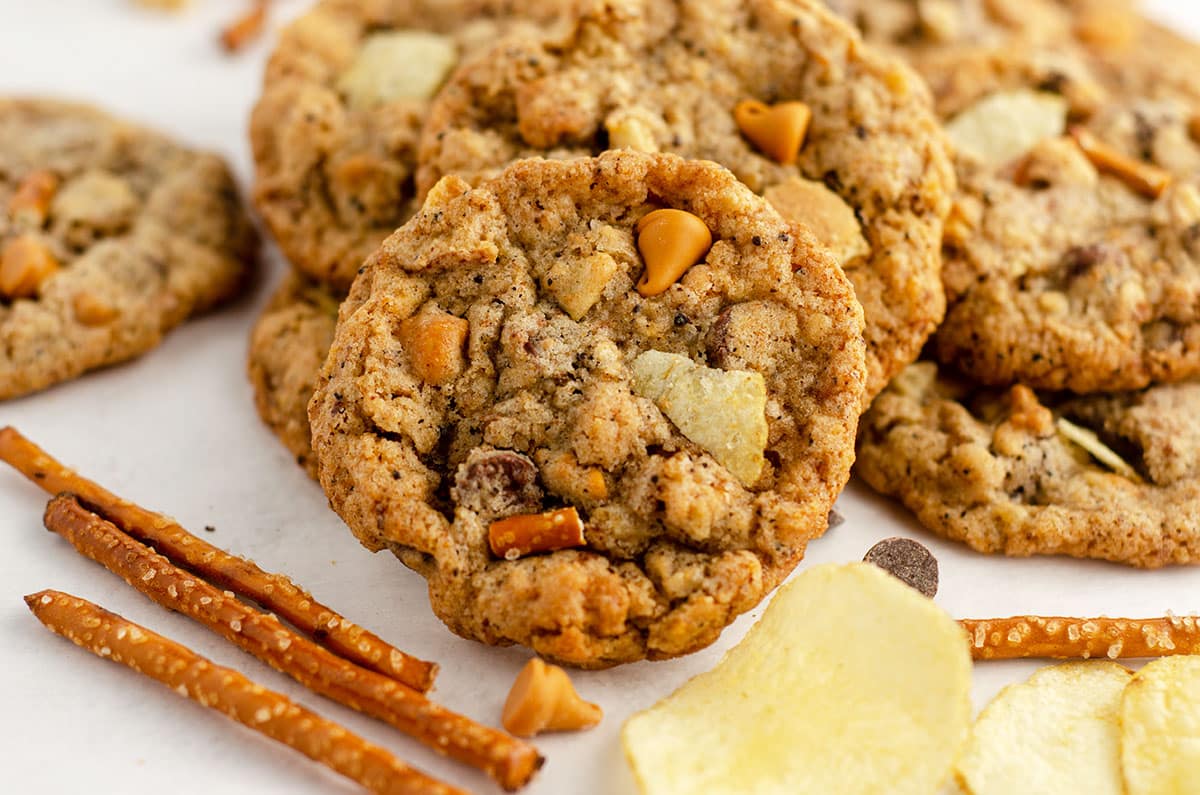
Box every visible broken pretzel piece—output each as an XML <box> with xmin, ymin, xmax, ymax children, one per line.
<box><xmin>961</xmin><ymin>615</ymin><xmax>1200</xmax><ymax>661</ymax></box>
<box><xmin>1069</xmin><ymin>127</ymin><xmax>1172</xmax><ymax>199</ymax></box>
<box><xmin>25</xmin><ymin>590</ymin><xmax>462</xmax><ymax>795</ymax></box>
<box><xmin>0</xmin><ymin>426</ymin><xmax>438</xmax><ymax>693</ymax></box>
<box><xmin>502</xmin><ymin>658</ymin><xmax>602</xmax><ymax>738</ymax></box>
<box><xmin>42</xmin><ymin>496</ymin><xmax>543</xmax><ymax>791</ymax></box>
<box><xmin>489</xmin><ymin>507</ymin><xmax>586</xmax><ymax>560</ymax></box>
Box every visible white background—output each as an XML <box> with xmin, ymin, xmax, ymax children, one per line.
<box><xmin>0</xmin><ymin>2</ymin><xmax>1197</xmax><ymax>793</ymax></box>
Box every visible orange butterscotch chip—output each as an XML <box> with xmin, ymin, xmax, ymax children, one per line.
<box><xmin>734</xmin><ymin>99</ymin><xmax>812</xmax><ymax>165</ymax></box>
<box><xmin>73</xmin><ymin>293</ymin><xmax>120</xmax><ymax>326</ymax></box>
<box><xmin>635</xmin><ymin>209</ymin><xmax>712</xmax><ymax>297</ymax></box>
<box><xmin>397</xmin><ymin>308</ymin><xmax>469</xmax><ymax>385</ymax></box>
<box><xmin>488</xmin><ymin>507</ymin><xmax>586</xmax><ymax>560</ymax></box>
<box><xmin>0</xmin><ymin>234</ymin><xmax>59</xmax><ymax>299</ymax></box>
<box><xmin>6</xmin><ymin>170</ymin><xmax>59</xmax><ymax>227</ymax></box>
<box><xmin>1069</xmin><ymin>126</ymin><xmax>1172</xmax><ymax>199</ymax></box>
<box><xmin>501</xmin><ymin>658</ymin><xmax>602</xmax><ymax>738</ymax></box>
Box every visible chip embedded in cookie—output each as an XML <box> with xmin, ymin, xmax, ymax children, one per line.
<box><xmin>857</xmin><ymin>362</ymin><xmax>1200</xmax><ymax>568</ymax></box>
<box><xmin>249</xmin><ymin>0</ymin><xmax>574</xmax><ymax>291</ymax></box>
<box><xmin>310</xmin><ymin>151</ymin><xmax>867</xmax><ymax>666</ymax></box>
<box><xmin>0</xmin><ymin>98</ymin><xmax>256</xmax><ymax>400</ymax></box>
<box><xmin>417</xmin><ymin>0</ymin><xmax>953</xmax><ymax>402</ymax></box>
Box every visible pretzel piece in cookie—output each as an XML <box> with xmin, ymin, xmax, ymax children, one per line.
<box><xmin>24</xmin><ymin>590</ymin><xmax>461</xmax><ymax>795</ymax></box>
<box><xmin>0</xmin><ymin>426</ymin><xmax>437</xmax><ymax>693</ymax></box>
<box><xmin>962</xmin><ymin>615</ymin><xmax>1200</xmax><ymax>661</ymax></box>
<box><xmin>42</xmin><ymin>496</ymin><xmax>543</xmax><ymax>791</ymax></box>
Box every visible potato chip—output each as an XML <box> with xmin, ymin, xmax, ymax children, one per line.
<box><xmin>765</xmin><ymin>176</ymin><xmax>870</xmax><ymax>267</ymax></box>
<box><xmin>946</xmin><ymin>90</ymin><xmax>1068</xmax><ymax>166</ymax></box>
<box><xmin>622</xmin><ymin>563</ymin><xmax>971</xmax><ymax>795</ymax></box>
<box><xmin>1121</xmin><ymin>656</ymin><xmax>1200</xmax><ymax>794</ymax></box>
<box><xmin>956</xmin><ymin>661</ymin><xmax>1131</xmax><ymax>795</ymax></box>
<box><xmin>338</xmin><ymin>31</ymin><xmax>458</xmax><ymax>109</ymax></box>
<box><xmin>631</xmin><ymin>350</ymin><xmax>767</xmax><ymax>485</ymax></box>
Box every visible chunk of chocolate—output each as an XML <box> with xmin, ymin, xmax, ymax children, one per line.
<box><xmin>452</xmin><ymin>450</ymin><xmax>542</xmax><ymax>521</ymax></box>
<box><xmin>863</xmin><ymin>537</ymin><xmax>939</xmax><ymax>598</ymax></box>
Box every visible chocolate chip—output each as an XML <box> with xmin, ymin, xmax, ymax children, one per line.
<box><xmin>864</xmin><ymin>537</ymin><xmax>938</xmax><ymax>598</ymax></box>
<box><xmin>827</xmin><ymin>508</ymin><xmax>845</xmax><ymax>530</ymax></box>
<box><xmin>452</xmin><ymin>450</ymin><xmax>543</xmax><ymax>521</ymax></box>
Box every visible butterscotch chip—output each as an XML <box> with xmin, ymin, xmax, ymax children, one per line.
<box><xmin>857</xmin><ymin>362</ymin><xmax>1200</xmax><ymax>567</ymax></box>
<box><xmin>418</xmin><ymin>0</ymin><xmax>954</xmax><ymax>403</ymax></box>
<box><xmin>310</xmin><ymin>151</ymin><xmax>867</xmax><ymax>667</ymax></box>
<box><xmin>863</xmin><ymin>537</ymin><xmax>938</xmax><ymax>598</ymax></box>
<box><xmin>250</xmin><ymin>0</ymin><xmax>574</xmax><ymax>290</ymax></box>
<box><xmin>0</xmin><ymin>99</ymin><xmax>255</xmax><ymax>399</ymax></box>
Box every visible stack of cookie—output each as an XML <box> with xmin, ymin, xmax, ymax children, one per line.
<box><xmin>841</xmin><ymin>0</ymin><xmax>1200</xmax><ymax>570</ymax></box>
<box><xmin>243</xmin><ymin>0</ymin><xmax>1200</xmax><ymax>667</ymax></box>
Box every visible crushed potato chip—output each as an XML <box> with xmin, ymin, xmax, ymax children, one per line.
<box><xmin>338</xmin><ymin>31</ymin><xmax>458</xmax><ymax>109</ymax></box>
<box><xmin>765</xmin><ymin>176</ymin><xmax>870</xmax><ymax>267</ymax></box>
<box><xmin>622</xmin><ymin>563</ymin><xmax>971</xmax><ymax>795</ymax></box>
<box><xmin>1055</xmin><ymin>417</ymin><xmax>1144</xmax><ymax>483</ymax></box>
<box><xmin>1120</xmin><ymin>656</ymin><xmax>1200</xmax><ymax>795</ymax></box>
<box><xmin>956</xmin><ymin>662</ymin><xmax>1131</xmax><ymax>795</ymax></box>
<box><xmin>946</xmin><ymin>91</ymin><xmax>1068</xmax><ymax>166</ymax></box>
<box><xmin>546</xmin><ymin>252</ymin><xmax>619</xmax><ymax>320</ymax></box>
<box><xmin>631</xmin><ymin>350</ymin><xmax>767</xmax><ymax>485</ymax></box>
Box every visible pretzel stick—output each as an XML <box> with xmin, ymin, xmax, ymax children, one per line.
<box><xmin>43</xmin><ymin>496</ymin><xmax>543</xmax><ymax>791</ymax></box>
<box><xmin>220</xmin><ymin>1</ymin><xmax>268</xmax><ymax>52</ymax></box>
<box><xmin>24</xmin><ymin>590</ymin><xmax>461</xmax><ymax>795</ymax></box>
<box><xmin>0</xmin><ymin>426</ymin><xmax>437</xmax><ymax>693</ymax></box>
<box><xmin>962</xmin><ymin>615</ymin><xmax>1200</xmax><ymax>661</ymax></box>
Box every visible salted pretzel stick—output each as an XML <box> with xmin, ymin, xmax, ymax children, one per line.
<box><xmin>43</xmin><ymin>496</ymin><xmax>542</xmax><ymax>791</ymax></box>
<box><xmin>24</xmin><ymin>590</ymin><xmax>461</xmax><ymax>795</ymax></box>
<box><xmin>220</xmin><ymin>1</ymin><xmax>268</xmax><ymax>52</ymax></box>
<box><xmin>962</xmin><ymin>615</ymin><xmax>1200</xmax><ymax>661</ymax></box>
<box><xmin>0</xmin><ymin>426</ymin><xmax>437</xmax><ymax>693</ymax></box>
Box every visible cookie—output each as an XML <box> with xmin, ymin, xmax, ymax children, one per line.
<box><xmin>857</xmin><ymin>362</ymin><xmax>1200</xmax><ymax>568</ymax></box>
<box><xmin>936</xmin><ymin>93</ymin><xmax>1200</xmax><ymax>393</ymax></box>
<box><xmin>250</xmin><ymin>0</ymin><xmax>573</xmax><ymax>291</ymax></box>
<box><xmin>309</xmin><ymin>151</ymin><xmax>867</xmax><ymax>666</ymax></box>
<box><xmin>247</xmin><ymin>272</ymin><xmax>339</xmax><ymax>478</ymax></box>
<box><xmin>0</xmin><ymin>98</ymin><xmax>255</xmax><ymax>400</ymax></box>
<box><xmin>417</xmin><ymin>0</ymin><xmax>953</xmax><ymax>402</ymax></box>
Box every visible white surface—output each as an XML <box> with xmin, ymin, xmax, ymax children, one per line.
<box><xmin>0</xmin><ymin>2</ymin><xmax>1197</xmax><ymax>793</ymax></box>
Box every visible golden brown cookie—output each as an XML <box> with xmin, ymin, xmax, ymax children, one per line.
<box><xmin>250</xmin><ymin>0</ymin><xmax>574</xmax><ymax>291</ymax></box>
<box><xmin>247</xmin><ymin>272</ymin><xmax>339</xmax><ymax>477</ymax></box>
<box><xmin>0</xmin><ymin>98</ymin><xmax>255</xmax><ymax>400</ymax></box>
<box><xmin>857</xmin><ymin>362</ymin><xmax>1200</xmax><ymax>568</ymax></box>
<box><xmin>417</xmin><ymin>0</ymin><xmax>953</xmax><ymax>402</ymax></box>
<box><xmin>310</xmin><ymin>151</ymin><xmax>867</xmax><ymax>666</ymax></box>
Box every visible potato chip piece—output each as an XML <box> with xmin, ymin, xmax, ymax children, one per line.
<box><xmin>1055</xmin><ymin>417</ymin><xmax>1144</xmax><ymax>483</ymax></box>
<box><xmin>956</xmin><ymin>661</ymin><xmax>1131</xmax><ymax>795</ymax></box>
<box><xmin>545</xmin><ymin>252</ymin><xmax>619</xmax><ymax>320</ymax></box>
<box><xmin>1121</xmin><ymin>656</ymin><xmax>1200</xmax><ymax>794</ymax></box>
<box><xmin>631</xmin><ymin>350</ymin><xmax>767</xmax><ymax>485</ymax></box>
<box><xmin>338</xmin><ymin>31</ymin><xmax>459</xmax><ymax>109</ymax></box>
<box><xmin>764</xmin><ymin>176</ymin><xmax>870</xmax><ymax>267</ymax></box>
<box><xmin>622</xmin><ymin>563</ymin><xmax>971</xmax><ymax>795</ymax></box>
<box><xmin>946</xmin><ymin>91</ymin><xmax>1067</xmax><ymax>166</ymax></box>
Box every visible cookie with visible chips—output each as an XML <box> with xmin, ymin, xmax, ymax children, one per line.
<box><xmin>857</xmin><ymin>362</ymin><xmax>1200</xmax><ymax>568</ymax></box>
<box><xmin>417</xmin><ymin>0</ymin><xmax>953</xmax><ymax>402</ymax></box>
<box><xmin>1</xmin><ymin>98</ymin><xmax>255</xmax><ymax>400</ymax></box>
<box><xmin>309</xmin><ymin>151</ymin><xmax>867</xmax><ymax>666</ymax></box>
<box><xmin>250</xmin><ymin>0</ymin><xmax>574</xmax><ymax>291</ymax></box>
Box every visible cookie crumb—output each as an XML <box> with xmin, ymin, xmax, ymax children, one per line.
<box><xmin>204</xmin><ymin>525</ymin><xmax>216</xmax><ymax>533</ymax></box>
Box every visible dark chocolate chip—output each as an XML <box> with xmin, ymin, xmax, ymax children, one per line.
<box><xmin>864</xmin><ymin>537</ymin><xmax>938</xmax><ymax>598</ymax></box>
<box><xmin>827</xmin><ymin>508</ymin><xmax>845</xmax><ymax>530</ymax></box>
